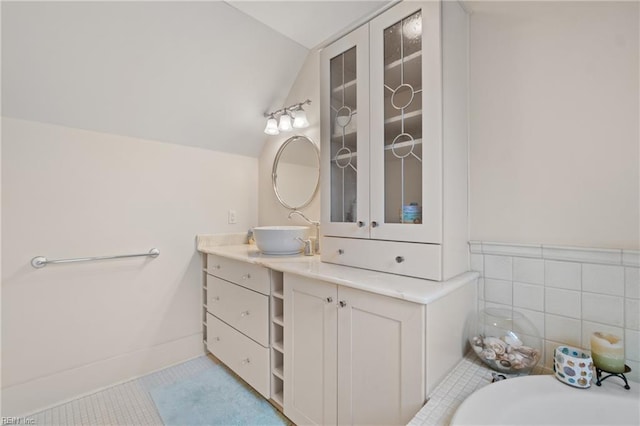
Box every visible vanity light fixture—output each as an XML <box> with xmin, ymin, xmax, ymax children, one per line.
<box><xmin>278</xmin><ymin>111</ymin><xmax>293</xmax><ymax>132</ymax></box>
<box><xmin>264</xmin><ymin>114</ymin><xmax>279</xmax><ymax>135</ymax></box>
<box><xmin>292</xmin><ymin>105</ymin><xmax>309</xmax><ymax>129</ymax></box>
<box><xmin>263</xmin><ymin>99</ymin><xmax>311</xmax><ymax>135</ymax></box>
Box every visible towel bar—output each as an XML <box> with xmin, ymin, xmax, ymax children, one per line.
<box><xmin>31</xmin><ymin>248</ymin><xmax>160</xmax><ymax>269</ymax></box>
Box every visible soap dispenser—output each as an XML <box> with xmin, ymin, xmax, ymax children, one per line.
<box><xmin>297</xmin><ymin>237</ymin><xmax>314</xmax><ymax>256</ymax></box>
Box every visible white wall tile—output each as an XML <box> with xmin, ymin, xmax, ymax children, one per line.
<box><xmin>623</xmin><ymin>250</ymin><xmax>640</xmax><ymax>267</ymax></box>
<box><xmin>483</xmin><ymin>301</ymin><xmax>512</xmax><ymax>312</ymax></box>
<box><xmin>515</xmin><ymin>308</ymin><xmax>545</xmax><ymax>340</ymax></box>
<box><xmin>582</xmin><ymin>293</ymin><xmax>624</xmax><ymax>327</ymax></box>
<box><xmin>625</xmin><ymin>329</ymin><xmax>640</xmax><ymax>362</ymax></box>
<box><xmin>626</xmin><ymin>360</ymin><xmax>640</xmax><ymax>382</ymax></box>
<box><xmin>582</xmin><ymin>263</ymin><xmax>624</xmax><ymax>296</ymax></box>
<box><xmin>581</xmin><ymin>321</ymin><xmax>623</xmax><ymax>351</ymax></box>
<box><xmin>484</xmin><ymin>255</ymin><xmax>512</xmax><ymax>280</ymax></box>
<box><xmin>543</xmin><ymin>245</ymin><xmax>622</xmax><ymax>265</ymax></box>
<box><xmin>513</xmin><ymin>258</ymin><xmax>544</xmax><ymax>285</ymax></box>
<box><xmin>545</xmin><ymin>288</ymin><xmax>581</xmax><ymax>319</ymax></box>
<box><xmin>513</xmin><ymin>282</ymin><xmax>544</xmax><ymax>311</ymax></box>
<box><xmin>625</xmin><ymin>268</ymin><xmax>640</xmax><ymax>299</ymax></box>
<box><xmin>482</xmin><ymin>242</ymin><xmax>542</xmax><ymax>258</ymax></box>
<box><xmin>469</xmin><ymin>241</ymin><xmax>482</xmax><ymax>254</ymax></box>
<box><xmin>478</xmin><ymin>278</ymin><xmax>485</xmax><ymax>301</ymax></box>
<box><xmin>545</xmin><ymin>260</ymin><xmax>581</xmax><ymax>290</ymax></box>
<box><xmin>470</xmin><ymin>254</ymin><xmax>484</xmax><ymax>273</ymax></box>
<box><xmin>484</xmin><ymin>278</ymin><xmax>512</xmax><ymax>305</ymax></box>
<box><xmin>471</xmin><ymin>241</ymin><xmax>640</xmax><ymax>369</ymax></box>
<box><xmin>626</xmin><ymin>298</ymin><xmax>640</xmax><ymax>330</ymax></box>
<box><xmin>545</xmin><ymin>314</ymin><xmax>581</xmax><ymax>347</ymax></box>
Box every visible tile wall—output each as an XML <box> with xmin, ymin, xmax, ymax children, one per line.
<box><xmin>469</xmin><ymin>242</ymin><xmax>640</xmax><ymax>381</ymax></box>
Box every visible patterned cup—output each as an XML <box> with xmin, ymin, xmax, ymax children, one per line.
<box><xmin>554</xmin><ymin>345</ymin><xmax>593</xmax><ymax>388</ymax></box>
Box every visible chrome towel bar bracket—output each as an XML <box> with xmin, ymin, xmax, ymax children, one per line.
<box><xmin>31</xmin><ymin>248</ymin><xmax>160</xmax><ymax>269</ymax></box>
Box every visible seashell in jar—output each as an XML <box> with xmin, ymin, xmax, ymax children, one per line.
<box><xmin>499</xmin><ymin>359</ymin><xmax>512</xmax><ymax>368</ymax></box>
<box><xmin>472</xmin><ymin>336</ymin><xmax>484</xmax><ymax>348</ymax></box>
<box><xmin>484</xmin><ymin>337</ymin><xmax>507</xmax><ymax>355</ymax></box>
<box><xmin>514</xmin><ymin>345</ymin><xmax>539</xmax><ymax>358</ymax></box>
<box><xmin>502</xmin><ymin>333</ymin><xmax>523</xmax><ymax>348</ymax></box>
<box><xmin>481</xmin><ymin>349</ymin><xmax>497</xmax><ymax>360</ymax></box>
<box><xmin>511</xmin><ymin>359</ymin><xmax>525</xmax><ymax>369</ymax></box>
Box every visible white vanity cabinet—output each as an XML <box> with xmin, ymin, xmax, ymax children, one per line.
<box><xmin>204</xmin><ymin>254</ymin><xmax>271</xmax><ymax>398</ymax></box>
<box><xmin>283</xmin><ymin>272</ymin><xmax>472</xmax><ymax>426</ymax></box>
<box><xmin>320</xmin><ymin>0</ymin><xmax>469</xmax><ymax>281</ymax></box>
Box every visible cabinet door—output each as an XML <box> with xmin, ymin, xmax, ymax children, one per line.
<box><xmin>321</xmin><ymin>25</ymin><xmax>370</xmax><ymax>239</ymax></box>
<box><xmin>369</xmin><ymin>1</ymin><xmax>442</xmax><ymax>243</ymax></box>
<box><xmin>284</xmin><ymin>274</ymin><xmax>338</xmax><ymax>426</ymax></box>
<box><xmin>337</xmin><ymin>286</ymin><xmax>425</xmax><ymax>426</ymax></box>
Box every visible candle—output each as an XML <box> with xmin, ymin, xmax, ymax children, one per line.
<box><xmin>590</xmin><ymin>331</ymin><xmax>625</xmax><ymax>373</ymax></box>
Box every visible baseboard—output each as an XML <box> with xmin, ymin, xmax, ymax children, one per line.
<box><xmin>2</xmin><ymin>333</ymin><xmax>204</xmax><ymax>417</ymax></box>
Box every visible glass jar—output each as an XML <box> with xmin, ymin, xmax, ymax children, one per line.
<box><xmin>466</xmin><ymin>308</ymin><xmax>542</xmax><ymax>375</ymax></box>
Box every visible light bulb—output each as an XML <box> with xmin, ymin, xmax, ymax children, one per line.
<box><xmin>264</xmin><ymin>115</ymin><xmax>279</xmax><ymax>135</ymax></box>
<box><xmin>278</xmin><ymin>112</ymin><xmax>293</xmax><ymax>132</ymax></box>
<box><xmin>292</xmin><ymin>108</ymin><xmax>309</xmax><ymax>129</ymax></box>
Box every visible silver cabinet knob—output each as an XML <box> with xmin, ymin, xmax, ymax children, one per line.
<box><xmin>326</xmin><ymin>297</ymin><xmax>333</xmax><ymax>303</ymax></box>
<box><xmin>338</xmin><ymin>249</ymin><xmax>344</xmax><ymax>255</ymax></box>
<box><xmin>357</xmin><ymin>221</ymin><xmax>365</xmax><ymax>228</ymax></box>
<box><xmin>241</xmin><ymin>274</ymin><xmax>251</xmax><ymax>280</ymax></box>
<box><xmin>213</xmin><ymin>336</ymin><xmax>220</xmax><ymax>342</ymax></box>
<box><xmin>240</xmin><ymin>310</ymin><xmax>250</xmax><ymax>317</ymax></box>
<box><xmin>213</xmin><ymin>265</ymin><xmax>221</xmax><ymax>270</ymax></box>
<box><xmin>395</xmin><ymin>256</ymin><xmax>405</xmax><ymax>263</ymax></box>
<box><xmin>371</xmin><ymin>221</ymin><xmax>379</xmax><ymax>228</ymax></box>
<box><xmin>339</xmin><ymin>300</ymin><xmax>347</xmax><ymax>308</ymax></box>
<box><xmin>212</xmin><ymin>296</ymin><xmax>220</xmax><ymax>301</ymax></box>
<box><xmin>241</xmin><ymin>358</ymin><xmax>251</xmax><ymax>365</ymax></box>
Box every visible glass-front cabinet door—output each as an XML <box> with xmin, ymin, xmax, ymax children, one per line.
<box><xmin>321</xmin><ymin>2</ymin><xmax>441</xmax><ymax>243</ymax></box>
<box><xmin>321</xmin><ymin>25</ymin><xmax>370</xmax><ymax>239</ymax></box>
<box><xmin>369</xmin><ymin>1</ymin><xmax>442</xmax><ymax>243</ymax></box>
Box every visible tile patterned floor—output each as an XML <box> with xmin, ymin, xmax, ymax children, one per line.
<box><xmin>28</xmin><ymin>356</ymin><xmax>220</xmax><ymax>425</ymax></box>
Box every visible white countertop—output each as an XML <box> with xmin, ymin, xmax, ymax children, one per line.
<box><xmin>197</xmin><ymin>242</ymin><xmax>478</xmax><ymax>305</ymax></box>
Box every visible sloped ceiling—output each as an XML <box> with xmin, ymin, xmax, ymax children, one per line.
<box><xmin>1</xmin><ymin>1</ymin><xmax>309</xmax><ymax>157</ymax></box>
<box><xmin>226</xmin><ymin>1</ymin><xmax>391</xmax><ymax>49</ymax></box>
<box><xmin>2</xmin><ymin>1</ymin><xmax>395</xmax><ymax>157</ymax></box>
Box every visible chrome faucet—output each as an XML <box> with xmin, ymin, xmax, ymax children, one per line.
<box><xmin>288</xmin><ymin>210</ymin><xmax>320</xmax><ymax>254</ymax></box>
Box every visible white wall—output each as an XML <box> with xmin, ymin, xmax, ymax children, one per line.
<box><xmin>1</xmin><ymin>118</ymin><xmax>258</xmax><ymax>415</ymax></box>
<box><xmin>1</xmin><ymin>1</ymin><xmax>308</xmax><ymax>158</ymax></box>
<box><xmin>259</xmin><ymin>50</ymin><xmax>321</xmax><ymax>226</ymax></box>
<box><xmin>469</xmin><ymin>1</ymin><xmax>639</xmax><ymax>249</ymax></box>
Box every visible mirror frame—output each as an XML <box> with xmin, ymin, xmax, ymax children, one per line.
<box><xmin>272</xmin><ymin>135</ymin><xmax>320</xmax><ymax>210</ymax></box>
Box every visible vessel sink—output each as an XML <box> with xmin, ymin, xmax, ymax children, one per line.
<box><xmin>252</xmin><ymin>226</ymin><xmax>309</xmax><ymax>255</ymax></box>
<box><xmin>451</xmin><ymin>374</ymin><xmax>639</xmax><ymax>425</ymax></box>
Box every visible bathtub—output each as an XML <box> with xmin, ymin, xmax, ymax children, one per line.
<box><xmin>451</xmin><ymin>374</ymin><xmax>640</xmax><ymax>425</ymax></box>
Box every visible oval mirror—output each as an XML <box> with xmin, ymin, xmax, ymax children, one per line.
<box><xmin>272</xmin><ymin>135</ymin><xmax>320</xmax><ymax>210</ymax></box>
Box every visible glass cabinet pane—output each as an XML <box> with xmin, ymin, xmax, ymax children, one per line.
<box><xmin>382</xmin><ymin>11</ymin><xmax>423</xmax><ymax>225</ymax></box>
<box><xmin>330</xmin><ymin>47</ymin><xmax>358</xmax><ymax>223</ymax></box>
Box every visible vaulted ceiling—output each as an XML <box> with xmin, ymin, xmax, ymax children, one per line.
<box><xmin>2</xmin><ymin>1</ymin><xmax>391</xmax><ymax>158</ymax></box>
<box><xmin>226</xmin><ymin>1</ymin><xmax>391</xmax><ymax>49</ymax></box>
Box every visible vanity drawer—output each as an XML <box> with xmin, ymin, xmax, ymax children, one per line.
<box><xmin>206</xmin><ymin>313</ymin><xmax>270</xmax><ymax>398</ymax></box>
<box><xmin>207</xmin><ymin>254</ymin><xmax>270</xmax><ymax>295</ymax></box>
<box><xmin>206</xmin><ymin>275</ymin><xmax>269</xmax><ymax>347</ymax></box>
<box><xmin>321</xmin><ymin>237</ymin><xmax>442</xmax><ymax>281</ymax></box>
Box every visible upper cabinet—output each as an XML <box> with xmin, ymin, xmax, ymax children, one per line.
<box><xmin>320</xmin><ymin>1</ymin><xmax>469</xmax><ymax>281</ymax></box>
<box><xmin>320</xmin><ymin>24</ymin><xmax>371</xmax><ymax>240</ymax></box>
